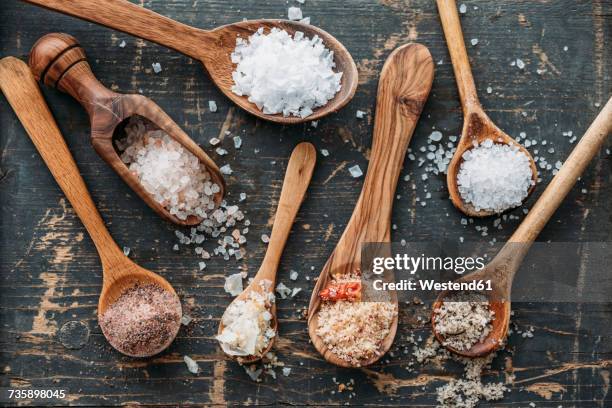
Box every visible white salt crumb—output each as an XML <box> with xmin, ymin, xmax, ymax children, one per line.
<box><xmin>563</xmin><ymin>46</ymin><xmax>568</xmax><ymax>52</ymax></box>
<box><xmin>209</xmin><ymin>137</ymin><xmax>221</xmax><ymax>146</ymax></box>
<box><xmin>172</xmin><ymin>244</ymin><xmax>179</xmax><ymax>251</ymax></box>
<box><xmin>181</xmin><ymin>314</ymin><xmax>193</xmax><ymax>326</ymax></box>
<box><xmin>215</xmin><ymin>147</ymin><xmax>228</xmax><ymax>156</ymax></box>
<box><xmin>209</xmin><ymin>100</ymin><xmax>218</xmax><ymax>112</ymax></box>
<box><xmin>486</xmin><ymin>86</ymin><xmax>492</xmax><ymax>94</ymax></box>
<box><xmin>356</xmin><ymin>110</ymin><xmax>366</xmax><ymax>119</ymax></box>
<box><xmin>233</xmin><ymin>136</ymin><xmax>242</xmax><ymax>149</ymax></box>
<box><xmin>151</xmin><ymin>62</ymin><xmax>162</xmax><ymax>73</ymax></box>
<box><xmin>457</xmin><ymin>139</ymin><xmax>533</xmax><ymax>213</ymax></box>
<box><xmin>123</xmin><ymin>246</ymin><xmax>130</xmax><ymax>256</ymax></box>
<box><xmin>116</xmin><ymin>116</ymin><xmax>219</xmax><ymax>221</ymax></box>
<box><xmin>276</xmin><ymin>282</ymin><xmax>292</xmax><ymax>299</ymax></box>
<box><xmin>288</xmin><ymin>6</ymin><xmax>303</xmax><ymax>20</ymax></box>
<box><xmin>231</xmin><ymin>28</ymin><xmax>341</xmax><ymax>118</ymax></box>
<box><xmin>282</xmin><ymin>367</ymin><xmax>291</xmax><ymax>376</ymax></box>
<box><xmin>459</xmin><ymin>3</ymin><xmax>467</xmax><ymax>13</ymax></box>
<box><xmin>261</xmin><ymin>234</ymin><xmax>270</xmax><ymax>243</ymax></box>
<box><xmin>299</xmin><ymin>17</ymin><xmax>311</xmax><ymax>25</ymax></box>
<box><xmin>320</xmin><ymin>148</ymin><xmax>329</xmax><ymax>157</ymax></box>
<box><xmin>239</xmin><ymin>192</ymin><xmax>247</xmax><ymax>202</ymax></box>
<box><xmin>220</xmin><ymin>164</ymin><xmax>233</xmax><ymax>175</ymax></box>
<box><xmin>516</xmin><ymin>58</ymin><xmax>525</xmax><ymax>69</ymax></box>
<box><xmin>289</xmin><ymin>270</ymin><xmax>299</xmax><ymax>281</ymax></box>
<box><xmin>348</xmin><ymin>165</ymin><xmax>363</xmax><ymax>178</ymax></box>
<box><xmin>429</xmin><ymin>130</ymin><xmax>443</xmax><ymax>142</ymax></box>
<box><xmin>199</xmin><ymin>261</ymin><xmax>206</xmax><ymax>271</ymax></box>
<box><xmin>118</xmin><ymin>40</ymin><xmax>126</xmax><ymax>48</ymax></box>
<box><xmin>311</xmin><ymin>120</ymin><xmax>318</xmax><ymax>128</ymax></box>
<box><xmin>183</xmin><ymin>355</ymin><xmax>200</xmax><ymax>374</ymax></box>
<box><xmin>470</xmin><ymin>38</ymin><xmax>479</xmax><ymax>46</ymax></box>
<box><xmin>224</xmin><ymin>273</ymin><xmax>244</xmax><ymax>296</ymax></box>
<box><xmin>296</xmin><ymin>0</ymin><xmax>305</xmax><ymax>3</ymax></box>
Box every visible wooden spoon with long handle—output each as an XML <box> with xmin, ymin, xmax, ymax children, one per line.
<box><xmin>28</xmin><ymin>32</ymin><xmax>225</xmax><ymax>226</ymax></box>
<box><xmin>0</xmin><ymin>56</ymin><xmax>182</xmax><ymax>357</ymax></box>
<box><xmin>218</xmin><ymin>142</ymin><xmax>316</xmax><ymax>363</ymax></box>
<box><xmin>436</xmin><ymin>0</ymin><xmax>538</xmax><ymax>217</ymax></box>
<box><xmin>308</xmin><ymin>44</ymin><xmax>434</xmax><ymax>367</ymax></box>
<box><xmin>432</xmin><ymin>96</ymin><xmax>612</xmax><ymax>358</ymax></box>
<box><xmin>22</xmin><ymin>0</ymin><xmax>358</xmax><ymax>124</ymax></box>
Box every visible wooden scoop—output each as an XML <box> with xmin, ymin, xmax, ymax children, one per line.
<box><xmin>432</xmin><ymin>96</ymin><xmax>612</xmax><ymax>358</ymax></box>
<box><xmin>307</xmin><ymin>44</ymin><xmax>434</xmax><ymax>367</ymax></box>
<box><xmin>0</xmin><ymin>56</ymin><xmax>182</xmax><ymax>357</ymax></box>
<box><xmin>28</xmin><ymin>32</ymin><xmax>224</xmax><ymax>226</ymax></box>
<box><xmin>436</xmin><ymin>0</ymin><xmax>538</xmax><ymax>217</ymax></box>
<box><xmin>217</xmin><ymin>142</ymin><xmax>316</xmax><ymax>363</ymax></box>
<box><xmin>23</xmin><ymin>0</ymin><xmax>358</xmax><ymax>124</ymax></box>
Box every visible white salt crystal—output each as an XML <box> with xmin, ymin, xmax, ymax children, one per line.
<box><xmin>429</xmin><ymin>131</ymin><xmax>443</xmax><ymax>142</ymax></box>
<box><xmin>459</xmin><ymin>3</ymin><xmax>467</xmax><ymax>13</ymax></box>
<box><xmin>151</xmin><ymin>62</ymin><xmax>162</xmax><ymax>73</ymax></box>
<box><xmin>199</xmin><ymin>261</ymin><xmax>207</xmax><ymax>271</ymax></box>
<box><xmin>299</xmin><ymin>17</ymin><xmax>311</xmax><ymax>25</ymax></box>
<box><xmin>239</xmin><ymin>192</ymin><xmax>247</xmax><ymax>202</ymax></box>
<box><xmin>123</xmin><ymin>246</ymin><xmax>130</xmax><ymax>256</ymax></box>
<box><xmin>209</xmin><ymin>100</ymin><xmax>218</xmax><ymax>112</ymax></box>
<box><xmin>470</xmin><ymin>38</ymin><xmax>479</xmax><ymax>46</ymax></box>
<box><xmin>173</xmin><ymin>244</ymin><xmax>179</xmax><ymax>251</ymax></box>
<box><xmin>289</xmin><ymin>270</ymin><xmax>299</xmax><ymax>281</ymax></box>
<box><xmin>296</xmin><ymin>0</ymin><xmax>305</xmax><ymax>3</ymax></box>
<box><xmin>291</xmin><ymin>287</ymin><xmax>302</xmax><ymax>297</ymax></box>
<box><xmin>118</xmin><ymin>40</ymin><xmax>126</xmax><ymax>48</ymax></box>
<box><xmin>261</xmin><ymin>234</ymin><xmax>270</xmax><ymax>243</ymax></box>
<box><xmin>184</xmin><ymin>355</ymin><xmax>200</xmax><ymax>374</ymax></box>
<box><xmin>224</xmin><ymin>273</ymin><xmax>244</xmax><ymax>296</ymax></box>
<box><xmin>356</xmin><ymin>110</ymin><xmax>366</xmax><ymax>119</ymax></box>
<box><xmin>486</xmin><ymin>86</ymin><xmax>492</xmax><ymax>94</ymax></box>
<box><xmin>215</xmin><ymin>147</ymin><xmax>228</xmax><ymax>156</ymax></box>
<box><xmin>516</xmin><ymin>58</ymin><xmax>525</xmax><ymax>69</ymax></box>
<box><xmin>220</xmin><ymin>164</ymin><xmax>233</xmax><ymax>175</ymax></box>
<box><xmin>563</xmin><ymin>46</ymin><xmax>568</xmax><ymax>52</ymax></box>
<box><xmin>231</xmin><ymin>28</ymin><xmax>341</xmax><ymax>118</ymax></box>
<box><xmin>276</xmin><ymin>282</ymin><xmax>292</xmax><ymax>299</ymax></box>
<box><xmin>348</xmin><ymin>165</ymin><xmax>363</xmax><ymax>178</ymax></box>
<box><xmin>311</xmin><ymin>121</ymin><xmax>318</xmax><ymax>128</ymax></box>
<box><xmin>320</xmin><ymin>148</ymin><xmax>329</xmax><ymax>157</ymax></box>
<box><xmin>209</xmin><ymin>137</ymin><xmax>221</xmax><ymax>146</ymax></box>
<box><xmin>282</xmin><ymin>367</ymin><xmax>292</xmax><ymax>376</ymax></box>
<box><xmin>181</xmin><ymin>315</ymin><xmax>193</xmax><ymax>326</ymax></box>
<box><xmin>288</xmin><ymin>7</ymin><xmax>303</xmax><ymax>20</ymax></box>
<box><xmin>233</xmin><ymin>136</ymin><xmax>242</xmax><ymax>149</ymax></box>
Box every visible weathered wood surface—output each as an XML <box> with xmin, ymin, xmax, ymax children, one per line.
<box><xmin>0</xmin><ymin>0</ymin><xmax>610</xmax><ymax>406</ymax></box>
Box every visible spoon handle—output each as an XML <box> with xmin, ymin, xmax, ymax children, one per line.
<box><xmin>0</xmin><ymin>57</ymin><xmax>124</xmax><ymax>267</ymax></box>
<box><xmin>257</xmin><ymin>143</ymin><xmax>316</xmax><ymax>281</ymax></box>
<box><xmin>510</xmin><ymin>97</ymin><xmax>612</xmax><ymax>245</ymax></box>
<box><xmin>436</xmin><ymin>0</ymin><xmax>481</xmax><ymax>112</ymax></box>
<box><xmin>22</xmin><ymin>0</ymin><xmax>209</xmax><ymax>60</ymax></box>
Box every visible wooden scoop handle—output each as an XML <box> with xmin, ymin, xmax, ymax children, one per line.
<box><xmin>29</xmin><ymin>33</ymin><xmax>117</xmax><ymax>117</ymax></box>
<box><xmin>22</xmin><ymin>0</ymin><xmax>207</xmax><ymax>59</ymax></box>
<box><xmin>436</xmin><ymin>0</ymin><xmax>481</xmax><ymax>113</ymax></box>
<box><xmin>0</xmin><ymin>57</ymin><xmax>124</xmax><ymax>267</ymax></box>
<box><xmin>257</xmin><ymin>142</ymin><xmax>317</xmax><ymax>282</ymax></box>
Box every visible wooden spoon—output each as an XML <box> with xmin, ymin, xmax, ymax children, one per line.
<box><xmin>436</xmin><ymin>0</ymin><xmax>538</xmax><ymax>217</ymax></box>
<box><xmin>432</xmin><ymin>96</ymin><xmax>612</xmax><ymax>358</ymax></box>
<box><xmin>28</xmin><ymin>32</ymin><xmax>225</xmax><ymax>226</ymax></box>
<box><xmin>22</xmin><ymin>0</ymin><xmax>358</xmax><ymax>124</ymax></box>
<box><xmin>307</xmin><ymin>44</ymin><xmax>434</xmax><ymax>367</ymax></box>
<box><xmin>0</xmin><ymin>56</ymin><xmax>182</xmax><ymax>357</ymax></box>
<box><xmin>218</xmin><ymin>142</ymin><xmax>316</xmax><ymax>363</ymax></box>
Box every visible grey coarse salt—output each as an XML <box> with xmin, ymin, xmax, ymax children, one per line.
<box><xmin>457</xmin><ymin>139</ymin><xmax>533</xmax><ymax>213</ymax></box>
<box><xmin>349</xmin><ymin>165</ymin><xmax>363</xmax><ymax>178</ymax></box>
<box><xmin>231</xmin><ymin>28</ymin><xmax>342</xmax><ymax>118</ymax></box>
<box><xmin>152</xmin><ymin>62</ymin><xmax>162</xmax><ymax>73</ymax></box>
<box><xmin>216</xmin><ymin>147</ymin><xmax>228</xmax><ymax>156</ymax></box>
<box><xmin>116</xmin><ymin>116</ymin><xmax>219</xmax><ymax>221</ymax></box>
<box><xmin>209</xmin><ymin>100</ymin><xmax>218</xmax><ymax>112</ymax></box>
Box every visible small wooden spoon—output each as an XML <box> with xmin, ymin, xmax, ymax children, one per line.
<box><xmin>0</xmin><ymin>56</ymin><xmax>183</xmax><ymax>357</ymax></box>
<box><xmin>436</xmin><ymin>0</ymin><xmax>538</xmax><ymax>217</ymax></box>
<box><xmin>28</xmin><ymin>32</ymin><xmax>225</xmax><ymax>226</ymax></box>
<box><xmin>23</xmin><ymin>0</ymin><xmax>358</xmax><ymax>124</ymax></box>
<box><xmin>308</xmin><ymin>44</ymin><xmax>434</xmax><ymax>367</ymax></box>
<box><xmin>218</xmin><ymin>142</ymin><xmax>316</xmax><ymax>363</ymax></box>
<box><xmin>432</xmin><ymin>96</ymin><xmax>612</xmax><ymax>358</ymax></box>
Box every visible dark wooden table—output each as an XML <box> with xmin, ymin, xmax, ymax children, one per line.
<box><xmin>1</xmin><ymin>1</ymin><xmax>610</xmax><ymax>406</ymax></box>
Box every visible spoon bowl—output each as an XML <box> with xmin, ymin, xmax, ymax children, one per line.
<box><xmin>29</xmin><ymin>33</ymin><xmax>225</xmax><ymax>226</ymax></box>
<box><xmin>0</xmin><ymin>56</ymin><xmax>182</xmax><ymax>358</ymax></box>
<box><xmin>217</xmin><ymin>142</ymin><xmax>316</xmax><ymax>363</ymax></box>
<box><xmin>308</xmin><ymin>43</ymin><xmax>434</xmax><ymax>367</ymax></box>
<box><xmin>23</xmin><ymin>0</ymin><xmax>358</xmax><ymax>124</ymax></box>
<box><xmin>437</xmin><ymin>0</ymin><xmax>538</xmax><ymax>217</ymax></box>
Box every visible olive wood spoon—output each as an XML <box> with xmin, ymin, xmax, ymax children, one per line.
<box><xmin>307</xmin><ymin>44</ymin><xmax>434</xmax><ymax>367</ymax></box>
<box><xmin>0</xmin><ymin>56</ymin><xmax>182</xmax><ymax>357</ymax></box>
<box><xmin>432</xmin><ymin>96</ymin><xmax>612</xmax><ymax>358</ymax></box>
<box><xmin>218</xmin><ymin>142</ymin><xmax>316</xmax><ymax>363</ymax></box>
<box><xmin>29</xmin><ymin>33</ymin><xmax>225</xmax><ymax>226</ymax></box>
<box><xmin>437</xmin><ymin>0</ymin><xmax>538</xmax><ymax>217</ymax></box>
<box><xmin>22</xmin><ymin>0</ymin><xmax>358</xmax><ymax>124</ymax></box>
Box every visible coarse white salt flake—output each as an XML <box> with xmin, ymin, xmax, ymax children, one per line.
<box><xmin>287</xmin><ymin>7</ymin><xmax>303</xmax><ymax>21</ymax></box>
<box><xmin>152</xmin><ymin>62</ymin><xmax>162</xmax><ymax>73</ymax></box>
<box><xmin>209</xmin><ymin>100</ymin><xmax>218</xmax><ymax>112</ymax></box>
<box><xmin>348</xmin><ymin>165</ymin><xmax>363</xmax><ymax>178</ymax></box>
<box><xmin>184</xmin><ymin>355</ymin><xmax>200</xmax><ymax>374</ymax></box>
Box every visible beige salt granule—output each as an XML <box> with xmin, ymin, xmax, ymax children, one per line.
<box><xmin>433</xmin><ymin>292</ymin><xmax>494</xmax><ymax>351</ymax></box>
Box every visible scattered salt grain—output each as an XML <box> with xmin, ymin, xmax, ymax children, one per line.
<box><xmin>220</xmin><ymin>164</ymin><xmax>233</xmax><ymax>175</ymax></box>
<box><xmin>459</xmin><ymin>3</ymin><xmax>467</xmax><ymax>13</ymax></box>
<box><xmin>276</xmin><ymin>282</ymin><xmax>292</xmax><ymax>299</ymax></box>
<box><xmin>456</xmin><ymin>139</ymin><xmax>533</xmax><ymax>213</ymax></box>
<box><xmin>486</xmin><ymin>86</ymin><xmax>492</xmax><ymax>94</ymax></box>
<box><xmin>209</xmin><ymin>137</ymin><xmax>221</xmax><ymax>146</ymax></box>
<box><xmin>233</xmin><ymin>136</ymin><xmax>242</xmax><ymax>149</ymax></box>
<box><xmin>215</xmin><ymin>147</ymin><xmax>228</xmax><ymax>156</ymax></box>
<box><xmin>287</xmin><ymin>6</ymin><xmax>303</xmax><ymax>20</ymax></box>
<box><xmin>209</xmin><ymin>100</ymin><xmax>218</xmax><ymax>112</ymax></box>
<box><xmin>356</xmin><ymin>110</ymin><xmax>366</xmax><ymax>119</ymax></box>
<box><xmin>151</xmin><ymin>62</ymin><xmax>162</xmax><ymax>73</ymax></box>
<box><xmin>516</xmin><ymin>58</ymin><xmax>525</xmax><ymax>69</ymax></box>
<box><xmin>184</xmin><ymin>355</ymin><xmax>200</xmax><ymax>374</ymax></box>
<box><xmin>261</xmin><ymin>234</ymin><xmax>270</xmax><ymax>244</ymax></box>
<box><xmin>199</xmin><ymin>261</ymin><xmax>206</xmax><ymax>271</ymax></box>
<box><xmin>224</xmin><ymin>273</ymin><xmax>244</xmax><ymax>296</ymax></box>
<box><xmin>290</xmin><ymin>270</ymin><xmax>299</xmax><ymax>281</ymax></box>
<box><xmin>282</xmin><ymin>367</ymin><xmax>292</xmax><ymax>376</ymax></box>
<box><xmin>231</xmin><ymin>28</ymin><xmax>342</xmax><ymax>118</ymax></box>
<box><xmin>299</xmin><ymin>17</ymin><xmax>311</xmax><ymax>25</ymax></box>
<box><xmin>239</xmin><ymin>192</ymin><xmax>247</xmax><ymax>201</ymax></box>
<box><xmin>348</xmin><ymin>165</ymin><xmax>363</xmax><ymax>178</ymax></box>
<box><xmin>320</xmin><ymin>148</ymin><xmax>329</xmax><ymax>157</ymax></box>
<box><xmin>123</xmin><ymin>246</ymin><xmax>130</xmax><ymax>256</ymax></box>
<box><xmin>119</xmin><ymin>40</ymin><xmax>126</xmax><ymax>48</ymax></box>
<box><xmin>470</xmin><ymin>38</ymin><xmax>479</xmax><ymax>46</ymax></box>
<box><xmin>429</xmin><ymin>131</ymin><xmax>443</xmax><ymax>142</ymax></box>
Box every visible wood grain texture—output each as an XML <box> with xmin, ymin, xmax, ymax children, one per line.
<box><xmin>0</xmin><ymin>0</ymin><xmax>610</xmax><ymax>406</ymax></box>
<box><xmin>29</xmin><ymin>32</ymin><xmax>225</xmax><ymax>226</ymax></box>
<box><xmin>308</xmin><ymin>43</ymin><xmax>433</xmax><ymax>368</ymax></box>
<box><xmin>437</xmin><ymin>0</ymin><xmax>539</xmax><ymax>217</ymax></box>
<box><xmin>219</xmin><ymin>142</ymin><xmax>315</xmax><ymax>364</ymax></box>
<box><xmin>0</xmin><ymin>57</ymin><xmax>181</xmax><ymax>358</ymax></box>
<box><xmin>22</xmin><ymin>0</ymin><xmax>359</xmax><ymax>124</ymax></box>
